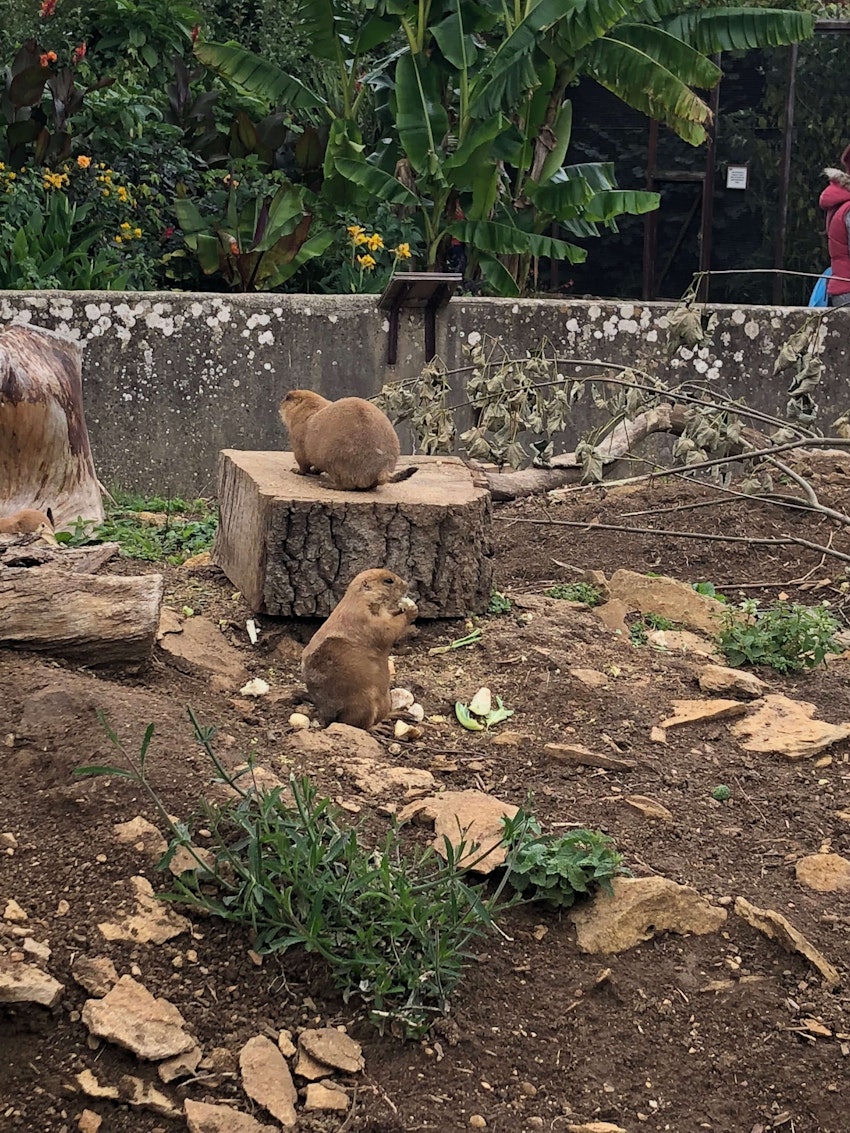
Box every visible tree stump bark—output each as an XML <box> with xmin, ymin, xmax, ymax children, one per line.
<box><xmin>213</xmin><ymin>451</ymin><xmax>493</xmax><ymax>618</ymax></box>
<box><xmin>0</xmin><ymin>322</ymin><xmax>104</xmax><ymax>529</ymax></box>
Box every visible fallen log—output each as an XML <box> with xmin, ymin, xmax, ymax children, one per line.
<box><xmin>0</xmin><ymin>564</ymin><xmax>164</xmax><ymax>668</ymax></box>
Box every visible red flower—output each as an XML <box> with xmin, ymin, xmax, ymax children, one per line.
<box><xmin>39</xmin><ymin>50</ymin><xmax>58</xmax><ymax>67</ymax></box>
<box><xmin>72</xmin><ymin>42</ymin><xmax>87</xmax><ymax>64</ymax></box>
<box><xmin>190</xmin><ymin>23</ymin><xmax>201</xmax><ymax>43</ymax></box>
<box><xmin>39</xmin><ymin>0</ymin><xmax>57</xmax><ymax>17</ymax></box>
<box><xmin>162</xmin><ymin>226</ymin><xmax>175</xmax><ymax>240</ymax></box>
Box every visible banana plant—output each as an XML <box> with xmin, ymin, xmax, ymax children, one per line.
<box><xmin>174</xmin><ymin>176</ymin><xmax>332</xmax><ymax>291</ymax></box>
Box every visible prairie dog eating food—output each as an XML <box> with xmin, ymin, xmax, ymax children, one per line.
<box><xmin>301</xmin><ymin>569</ymin><xmax>418</xmax><ymax>730</ymax></box>
<box><xmin>279</xmin><ymin>389</ymin><xmax>401</xmax><ymax>490</ymax></box>
<box><xmin>0</xmin><ymin>508</ymin><xmax>55</xmax><ymax>535</ymax></box>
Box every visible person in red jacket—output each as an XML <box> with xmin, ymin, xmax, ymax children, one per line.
<box><xmin>820</xmin><ymin>146</ymin><xmax>850</xmax><ymax>308</ymax></box>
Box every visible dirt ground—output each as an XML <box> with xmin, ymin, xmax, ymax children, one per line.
<box><xmin>2</xmin><ymin>469</ymin><xmax>850</xmax><ymax>1133</ymax></box>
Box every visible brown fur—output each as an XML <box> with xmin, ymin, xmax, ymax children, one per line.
<box><xmin>301</xmin><ymin>569</ymin><xmax>418</xmax><ymax>730</ymax></box>
<box><xmin>0</xmin><ymin>508</ymin><xmax>54</xmax><ymax>535</ymax></box>
<box><xmin>279</xmin><ymin>389</ymin><xmax>401</xmax><ymax>490</ymax></box>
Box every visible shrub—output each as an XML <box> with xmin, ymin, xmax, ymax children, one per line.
<box><xmin>503</xmin><ymin>818</ymin><xmax>628</xmax><ymax>909</ymax></box>
<box><xmin>718</xmin><ymin>599</ymin><xmax>841</xmax><ymax>673</ymax></box>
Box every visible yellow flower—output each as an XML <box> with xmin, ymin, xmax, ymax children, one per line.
<box><xmin>42</xmin><ymin>171</ymin><xmax>68</xmax><ymax>190</ymax></box>
<box><xmin>366</xmin><ymin>232</ymin><xmax>383</xmax><ymax>252</ymax></box>
<box><xmin>356</xmin><ymin>253</ymin><xmax>377</xmax><ymax>270</ymax></box>
<box><xmin>133</xmin><ymin>227</ymin><xmax>142</xmax><ymax>238</ymax></box>
<box><xmin>116</xmin><ymin>185</ymin><xmax>130</xmax><ymax>202</ymax></box>
<box><xmin>102</xmin><ymin>189</ymin><xmax>110</xmax><ymax>197</ymax></box>
<box><xmin>393</xmin><ymin>242</ymin><xmax>411</xmax><ymax>260</ymax></box>
<box><xmin>114</xmin><ymin>235</ymin><xmax>123</xmax><ymax>244</ymax></box>
<box><xmin>76</xmin><ymin>155</ymin><xmax>91</xmax><ymax>169</ymax></box>
<box><xmin>120</xmin><ymin>222</ymin><xmax>131</xmax><ymax>231</ymax></box>
<box><xmin>347</xmin><ymin>224</ymin><xmax>365</xmax><ymax>237</ymax></box>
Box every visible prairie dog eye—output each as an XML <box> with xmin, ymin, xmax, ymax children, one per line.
<box><xmin>383</xmin><ymin>576</ymin><xmax>395</xmax><ymax>585</ymax></box>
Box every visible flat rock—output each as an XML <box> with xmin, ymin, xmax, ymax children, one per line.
<box><xmin>98</xmin><ymin>875</ymin><xmax>190</xmax><ymax>944</ymax></box>
<box><xmin>795</xmin><ymin>853</ymin><xmax>850</xmax><ymax>893</ymax></box>
<box><xmin>570</xmin><ymin>876</ymin><xmax>727</xmax><ymax>954</ymax></box>
<box><xmin>184</xmin><ymin>1100</ymin><xmax>278</xmax><ymax>1133</ymax></box>
<box><xmin>348</xmin><ymin>758</ymin><xmax>435</xmax><ymax>795</ymax></box>
<box><xmin>289</xmin><ymin>722</ymin><xmax>385</xmax><ymax>763</ymax></box>
<box><xmin>76</xmin><ymin>1069</ymin><xmax>119</xmax><ymax>1099</ymax></box>
<box><xmin>608</xmin><ymin>568</ymin><xmax>725</xmax><ymax>635</ymax></box>
<box><xmin>156</xmin><ymin>606</ymin><xmax>183</xmax><ymax>639</ymax></box>
<box><xmin>158</xmin><ymin>1042</ymin><xmax>203</xmax><ymax>1083</ymax></box>
<box><xmin>4</xmin><ymin>899</ymin><xmax>27</xmax><ymax>922</ymax></box>
<box><xmin>623</xmin><ymin>795</ymin><xmax>673</xmax><ymax>821</ymax></box>
<box><xmin>647</xmin><ymin>629</ymin><xmax>721</xmax><ymax>660</ymax></box>
<box><xmin>0</xmin><ymin>959</ymin><xmax>64</xmax><ymax>1007</ymax></box>
<box><xmin>659</xmin><ymin>698</ymin><xmax>748</xmax><ymax>729</ymax></box>
<box><xmin>570</xmin><ymin>667</ymin><xmax>609</xmax><ymax>689</ymax></box>
<box><xmin>239</xmin><ymin>1035</ymin><xmax>297</xmax><ymax>1128</ymax></box>
<box><xmin>293</xmin><ymin>1048</ymin><xmax>332</xmax><ymax>1081</ymax></box>
<box><xmin>304</xmin><ymin>1082</ymin><xmax>350</xmax><ymax>1112</ymax></box>
<box><xmin>82</xmin><ymin>975</ymin><xmax>196</xmax><ymax>1060</ymax></box>
<box><xmin>72</xmin><ymin>955</ymin><xmax>120</xmax><ymax>997</ymax></box>
<box><xmin>299</xmin><ymin>1027</ymin><xmax>364</xmax><ymax>1074</ymax></box>
<box><xmin>730</xmin><ymin>694</ymin><xmax>850</xmax><ymax>759</ymax></box>
<box><xmin>593</xmin><ymin>598</ymin><xmax>629</xmax><ymax>634</ymax></box>
<box><xmin>734</xmin><ymin>897</ymin><xmax>840</xmax><ymax>986</ymax></box>
<box><xmin>698</xmin><ymin>664</ymin><xmax>766</xmax><ymax>699</ymax></box>
<box><xmin>113</xmin><ymin>815</ymin><xmax>167</xmax><ymax>857</ymax></box>
<box><xmin>490</xmin><ymin>731</ymin><xmax>530</xmax><ymax>747</ymax></box>
<box><xmin>157</xmin><ymin>615</ymin><xmax>248</xmax><ymax>688</ymax></box>
<box><xmin>77</xmin><ymin>1109</ymin><xmax>102</xmax><ymax>1133</ymax></box>
<box><xmin>119</xmin><ymin>1074</ymin><xmax>180</xmax><ymax>1118</ymax></box>
<box><xmin>545</xmin><ymin>743</ymin><xmax>636</xmax><ymax>771</ymax></box>
<box><xmin>399</xmin><ymin>790</ymin><xmax>519</xmax><ymax>873</ymax></box>
<box><xmin>568</xmin><ymin>1124</ymin><xmax>628</xmax><ymax>1133</ymax></box>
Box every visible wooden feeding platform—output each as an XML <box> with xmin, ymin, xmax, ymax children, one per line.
<box><xmin>213</xmin><ymin>450</ymin><xmax>493</xmax><ymax>618</ymax></box>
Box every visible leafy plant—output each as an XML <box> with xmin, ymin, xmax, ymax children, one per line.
<box><xmin>718</xmin><ymin>599</ymin><xmax>842</xmax><ymax>674</ymax></box>
<box><xmin>543</xmin><ymin>582</ymin><xmax>601</xmax><ymax>606</ymax></box>
<box><xmin>487</xmin><ymin>590</ymin><xmax>512</xmax><ymax>615</ymax></box>
<box><xmin>711</xmin><ymin>784</ymin><xmax>731</xmax><ymax>802</ymax></box>
<box><xmin>76</xmin><ymin>709</ymin><xmax>532</xmax><ymax>1037</ymax></box>
<box><xmin>503</xmin><ymin>817</ymin><xmax>628</xmax><ymax>909</ymax></box>
<box><xmin>56</xmin><ymin>497</ymin><xmax>217</xmax><ymax>563</ymax></box>
<box><xmin>692</xmin><ymin>580</ymin><xmax>727</xmax><ymax>603</ymax></box>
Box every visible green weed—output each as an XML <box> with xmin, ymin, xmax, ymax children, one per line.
<box><xmin>718</xmin><ymin>599</ymin><xmax>841</xmax><ymax>673</ymax></box>
<box><xmin>543</xmin><ymin>582</ymin><xmax>602</xmax><ymax>606</ymax></box>
<box><xmin>56</xmin><ymin>495</ymin><xmax>217</xmax><ymax>564</ymax></box>
<box><xmin>487</xmin><ymin>590</ymin><xmax>512</xmax><ymax>615</ymax></box>
<box><xmin>629</xmin><ymin>611</ymin><xmax>673</xmax><ymax>645</ymax></box>
<box><xmin>691</xmin><ymin>580</ymin><xmax>728</xmax><ymax>603</ymax></box>
<box><xmin>503</xmin><ymin>817</ymin><xmax>628</xmax><ymax>909</ymax></box>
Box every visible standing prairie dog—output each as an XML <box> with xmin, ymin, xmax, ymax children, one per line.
<box><xmin>0</xmin><ymin>508</ymin><xmax>55</xmax><ymax>535</ymax></box>
<box><xmin>301</xmin><ymin>569</ymin><xmax>418</xmax><ymax>731</ymax></box>
<box><xmin>279</xmin><ymin>389</ymin><xmax>401</xmax><ymax>490</ymax></box>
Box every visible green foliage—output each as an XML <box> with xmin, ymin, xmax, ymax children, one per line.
<box><xmin>78</xmin><ymin>709</ymin><xmax>531</xmax><ymax>1037</ymax></box>
<box><xmin>691</xmin><ymin>580</ymin><xmax>728</xmax><ymax>603</ymax></box>
<box><xmin>487</xmin><ymin>590</ymin><xmax>512</xmax><ymax>615</ymax></box>
<box><xmin>718</xmin><ymin>599</ymin><xmax>841</xmax><ymax>673</ymax></box>
<box><xmin>56</xmin><ymin>496</ymin><xmax>217</xmax><ymax>564</ymax></box>
<box><xmin>711</xmin><ymin>784</ymin><xmax>732</xmax><ymax>801</ymax></box>
<box><xmin>543</xmin><ymin>582</ymin><xmax>602</xmax><ymax>606</ymax></box>
<box><xmin>629</xmin><ymin>611</ymin><xmax>673</xmax><ymax>645</ymax></box>
<box><xmin>504</xmin><ymin>817</ymin><xmax>628</xmax><ymax>909</ymax></box>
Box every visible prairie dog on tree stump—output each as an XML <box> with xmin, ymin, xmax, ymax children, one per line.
<box><xmin>301</xmin><ymin>569</ymin><xmax>418</xmax><ymax>730</ymax></box>
<box><xmin>0</xmin><ymin>508</ymin><xmax>54</xmax><ymax>535</ymax></box>
<box><xmin>279</xmin><ymin>388</ymin><xmax>401</xmax><ymax>490</ymax></box>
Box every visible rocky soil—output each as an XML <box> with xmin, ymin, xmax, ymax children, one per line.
<box><xmin>2</xmin><ymin>475</ymin><xmax>850</xmax><ymax>1133</ymax></box>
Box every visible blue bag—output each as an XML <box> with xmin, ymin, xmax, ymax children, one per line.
<box><xmin>809</xmin><ymin>267</ymin><xmax>832</xmax><ymax>308</ymax></box>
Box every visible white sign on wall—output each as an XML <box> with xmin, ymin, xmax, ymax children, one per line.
<box><xmin>726</xmin><ymin>164</ymin><xmax>749</xmax><ymax>190</ymax></box>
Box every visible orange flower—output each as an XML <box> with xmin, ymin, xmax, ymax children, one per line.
<box><xmin>39</xmin><ymin>51</ymin><xmax>57</xmax><ymax>67</ymax></box>
<box><xmin>39</xmin><ymin>0</ymin><xmax>57</xmax><ymax>17</ymax></box>
<box><xmin>76</xmin><ymin>154</ymin><xmax>91</xmax><ymax>169</ymax></box>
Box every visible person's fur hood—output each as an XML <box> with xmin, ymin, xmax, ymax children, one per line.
<box><xmin>824</xmin><ymin>167</ymin><xmax>850</xmax><ymax>192</ymax></box>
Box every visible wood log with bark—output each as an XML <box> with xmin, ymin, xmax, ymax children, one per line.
<box><xmin>213</xmin><ymin>450</ymin><xmax>493</xmax><ymax>617</ymax></box>
<box><xmin>0</xmin><ymin>322</ymin><xmax>105</xmax><ymax>529</ymax></box>
<box><xmin>0</xmin><ymin>534</ymin><xmax>163</xmax><ymax>669</ymax></box>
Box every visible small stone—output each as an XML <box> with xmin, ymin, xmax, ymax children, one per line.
<box><xmin>158</xmin><ymin>1043</ymin><xmax>203</xmax><ymax>1083</ymax></box>
<box><xmin>659</xmin><ymin>699</ymin><xmax>748</xmax><ymax>729</ymax></box>
<box><xmin>734</xmin><ymin>897</ymin><xmax>840</xmax><ymax>987</ymax></box>
<box><xmin>399</xmin><ymin>790</ymin><xmax>520</xmax><ymax>874</ymax></box>
<box><xmin>4</xmin><ymin>899</ymin><xmax>27</xmax><ymax>923</ymax></box>
<box><xmin>299</xmin><ymin>1027</ymin><xmax>364</xmax><ymax>1074</ymax></box>
<box><xmin>113</xmin><ymin>816</ymin><xmax>168</xmax><ymax>857</ymax></box>
<box><xmin>567</xmin><ymin>1124</ymin><xmax>628</xmax><ymax>1133</ymax></box>
<box><xmin>119</xmin><ymin>1074</ymin><xmax>180</xmax><ymax>1118</ymax></box>
<box><xmin>97</xmin><ymin>875</ymin><xmax>190</xmax><ymax>945</ymax></box>
<box><xmin>409</xmin><ymin>703</ymin><xmax>425</xmax><ymax>722</ymax></box>
<box><xmin>520</xmin><ymin>1081</ymin><xmax>538</xmax><ymax>1097</ymax></box>
<box><xmin>391</xmin><ymin>688</ymin><xmax>415</xmax><ymax>711</ymax></box>
<box><xmin>240</xmin><ymin>678</ymin><xmax>270</xmax><ymax>697</ymax></box>
<box><xmin>796</xmin><ymin>853</ymin><xmax>850</xmax><ymax>893</ymax></box>
<box><xmin>81</xmin><ymin>975</ymin><xmax>195</xmax><ymax>1060</ymax></box>
<box><xmin>650</xmin><ymin>726</ymin><xmax>667</xmax><ymax>744</ymax></box>
<box><xmin>0</xmin><ymin>832</ymin><xmax>18</xmax><ymax>850</ymax></box>
<box><xmin>288</xmin><ymin>712</ymin><xmax>310</xmax><ymax>730</ymax></box>
<box><xmin>528</xmin><ymin>1119</ymin><xmax>544</xmax><ymax>1129</ymax></box>
<box><xmin>77</xmin><ymin>1109</ymin><xmax>102</xmax><ymax>1133</ymax></box>
<box><xmin>239</xmin><ymin>1035</ymin><xmax>297</xmax><ymax>1127</ymax></box>
<box><xmin>469</xmin><ymin>1115</ymin><xmax>487</xmax><ymax>1128</ymax></box>
<box><xmin>22</xmin><ymin>938</ymin><xmax>51</xmax><ymax>963</ymax></box>
<box><xmin>624</xmin><ymin>795</ymin><xmax>673</xmax><ymax>822</ymax></box>
<box><xmin>72</xmin><ymin>956</ymin><xmax>120</xmax><ymax>998</ymax></box>
<box><xmin>0</xmin><ymin>960</ymin><xmax>64</xmax><ymax>1007</ymax></box>
<box><xmin>55</xmin><ymin>899</ymin><xmax>70</xmax><ymax>917</ymax></box>
<box><xmin>490</xmin><ymin>731</ymin><xmax>529</xmax><ymax>747</ymax></box>
<box><xmin>303</xmin><ymin>1082</ymin><xmax>349</xmax><ymax>1112</ymax></box>
<box><xmin>277</xmin><ymin>1029</ymin><xmax>296</xmax><ymax>1058</ymax></box>
<box><xmin>593</xmin><ymin>598</ymin><xmax>630</xmax><ymax>634</ymax></box>
<box><xmin>184</xmin><ymin>1099</ymin><xmax>277</xmax><ymax>1133</ymax></box>
<box><xmin>293</xmin><ymin>1048</ymin><xmax>331</xmax><ymax>1081</ymax></box>
<box><xmin>698</xmin><ymin>664</ymin><xmax>766</xmax><ymax>699</ymax></box>
<box><xmin>76</xmin><ymin>1069</ymin><xmax>119</xmax><ymax>1099</ymax></box>
<box><xmin>570</xmin><ymin>667</ymin><xmax>609</xmax><ymax>689</ymax></box>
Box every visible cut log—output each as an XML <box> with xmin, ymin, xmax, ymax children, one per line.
<box><xmin>0</xmin><ymin>534</ymin><xmax>119</xmax><ymax>573</ymax></box>
<box><xmin>0</xmin><ymin>565</ymin><xmax>164</xmax><ymax>668</ymax></box>
<box><xmin>213</xmin><ymin>451</ymin><xmax>493</xmax><ymax>618</ymax></box>
<box><xmin>0</xmin><ymin>322</ymin><xmax>104</xmax><ymax>529</ymax></box>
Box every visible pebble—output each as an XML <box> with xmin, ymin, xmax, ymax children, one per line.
<box><xmin>289</xmin><ymin>713</ymin><xmax>310</xmax><ymax>730</ymax></box>
<box><xmin>4</xmin><ymin>900</ymin><xmax>27</xmax><ymax>923</ymax></box>
<box><xmin>470</xmin><ymin>1116</ymin><xmax>487</xmax><ymax>1129</ymax></box>
<box><xmin>520</xmin><ymin>1082</ymin><xmax>538</xmax><ymax>1097</ymax></box>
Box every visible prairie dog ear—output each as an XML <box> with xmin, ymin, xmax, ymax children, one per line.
<box><xmin>46</xmin><ymin>507</ymin><xmax>54</xmax><ymax>526</ymax></box>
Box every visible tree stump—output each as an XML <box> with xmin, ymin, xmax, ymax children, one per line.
<box><xmin>213</xmin><ymin>451</ymin><xmax>493</xmax><ymax>618</ymax></box>
<box><xmin>0</xmin><ymin>322</ymin><xmax>104</xmax><ymax>530</ymax></box>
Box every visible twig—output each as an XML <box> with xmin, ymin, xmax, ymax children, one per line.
<box><xmin>494</xmin><ymin>515</ymin><xmax>850</xmax><ymax>565</ymax></box>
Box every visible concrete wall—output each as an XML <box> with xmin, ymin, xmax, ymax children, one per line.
<box><xmin>1</xmin><ymin>290</ymin><xmax>847</xmax><ymax>496</ymax></box>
